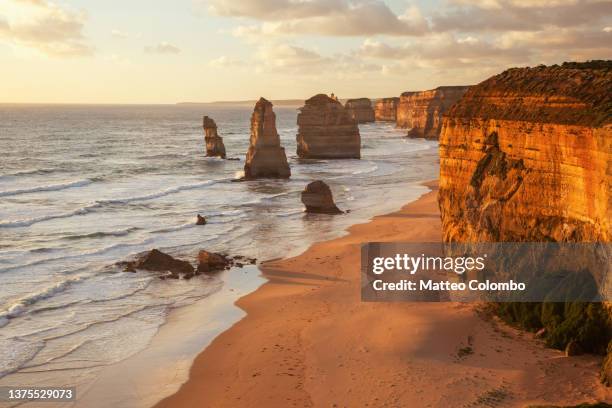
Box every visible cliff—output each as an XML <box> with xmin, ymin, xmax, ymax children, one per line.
<box><xmin>438</xmin><ymin>61</ymin><xmax>611</xmax><ymax>379</ymax></box>
<box><xmin>397</xmin><ymin>86</ymin><xmax>469</xmax><ymax>139</ymax></box>
<box><xmin>296</xmin><ymin>94</ymin><xmax>361</xmax><ymax>159</ymax></box>
<box><xmin>244</xmin><ymin>98</ymin><xmax>291</xmax><ymax>179</ymax></box>
<box><xmin>439</xmin><ymin>62</ymin><xmax>611</xmax><ymax>243</ymax></box>
<box><xmin>374</xmin><ymin>97</ymin><xmax>399</xmax><ymax>122</ymax></box>
<box><xmin>344</xmin><ymin>98</ymin><xmax>375</xmax><ymax>123</ymax></box>
<box><xmin>203</xmin><ymin>116</ymin><xmax>226</xmax><ymax>159</ymax></box>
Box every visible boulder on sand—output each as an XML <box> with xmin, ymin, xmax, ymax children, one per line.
<box><xmin>203</xmin><ymin>116</ymin><xmax>227</xmax><ymax>159</ymax></box>
<box><xmin>301</xmin><ymin>180</ymin><xmax>343</xmax><ymax>214</ymax></box>
<box><xmin>244</xmin><ymin>98</ymin><xmax>291</xmax><ymax>179</ymax></box>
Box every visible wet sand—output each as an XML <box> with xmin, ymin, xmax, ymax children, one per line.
<box><xmin>155</xmin><ymin>181</ymin><xmax>611</xmax><ymax>407</ymax></box>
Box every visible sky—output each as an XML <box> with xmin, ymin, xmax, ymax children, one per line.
<box><xmin>0</xmin><ymin>0</ymin><xmax>610</xmax><ymax>103</ymax></box>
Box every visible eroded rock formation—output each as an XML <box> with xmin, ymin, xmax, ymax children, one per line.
<box><xmin>301</xmin><ymin>180</ymin><xmax>342</xmax><ymax>214</ymax></box>
<box><xmin>438</xmin><ymin>61</ymin><xmax>612</xmax><ymax>373</ymax></box>
<box><xmin>345</xmin><ymin>98</ymin><xmax>375</xmax><ymax>123</ymax></box>
<box><xmin>203</xmin><ymin>116</ymin><xmax>226</xmax><ymax>159</ymax></box>
<box><xmin>374</xmin><ymin>97</ymin><xmax>399</xmax><ymax>122</ymax></box>
<box><xmin>297</xmin><ymin>94</ymin><xmax>361</xmax><ymax>159</ymax></box>
<box><xmin>397</xmin><ymin>86</ymin><xmax>469</xmax><ymax>139</ymax></box>
<box><xmin>244</xmin><ymin>98</ymin><xmax>291</xmax><ymax>179</ymax></box>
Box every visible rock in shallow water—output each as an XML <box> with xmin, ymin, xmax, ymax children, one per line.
<box><xmin>301</xmin><ymin>180</ymin><xmax>342</xmax><ymax>214</ymax></box>
<box><xmin>121</xmin><ymin>249</ymin><xmax>194</xmax><ymax>278</ymax></box>
<box><xmin>197</xmin><ymin>250</ymin><xmax>231</xmax><ymax>274</ymax></box>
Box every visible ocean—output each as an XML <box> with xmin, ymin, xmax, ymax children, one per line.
<box><xmin>0</xmin><ymin>104</ymin><xmax>438</xmax><ymax>406</ymax></box>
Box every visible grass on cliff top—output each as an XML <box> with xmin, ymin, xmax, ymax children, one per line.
<box><xmin>449</xmin><ymin>60</ymin><xmax>612</xmax><ymax>127</ymax></box>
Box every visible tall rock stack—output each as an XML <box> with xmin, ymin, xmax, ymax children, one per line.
<box><xmin>296</xmin><ymin>94</ymin><xmax>361</xmax><ymax>159</ymax></box>
<box><xmin>344</xmin><ymin>98</ymin><xmax>375</xmax><ymax>123</ymax></box>
<box><xmin>374</xmin><ymin>97</ymin><xmax>399</xmax><ymax>121</ymax></box>
<box><xmin>244</xmin><ymin>98</ymin><xmax>291</xmax><ymax>179</ymax></box>
<box><xmin>437</xmin><ymin>61</ymin><xmax>611</xmax><ymax>377</ymax></box>
<box><xmin>203</xmin><ymin>116</ymin><xmax>226</xmax><ymax>159</ymax></box>
<box><xmin>396</xmin><ymin>86</ymin><xmax>469</xmax><ymax>139</ymax></box>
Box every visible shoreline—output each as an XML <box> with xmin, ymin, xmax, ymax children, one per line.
<box><xmin>154</xmin><ymin>181</ymin><xmax>610</xmax><ymax>407</ymax></box>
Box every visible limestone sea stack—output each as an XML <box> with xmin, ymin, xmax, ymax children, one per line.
<box><xmin>437</xmin><ymin>61</ymin><xmax>611</xmax><ymax>374</ymax></box>
<box><xmin>296</xmin><ymin>94</ymin><xmax>361</xmax><ymax>159</ymax></box>
<box><xmin>301</xmin><ymin>181</ymin><xmax>342</xmax><ymax>214</ymax></box>
<box><xmin>203</xmin><ymin>116</ymin><xmax>226</xmax><ymax>159</ymax></box>
<box><xmin>396</xmin><ymin>86</ymin><xmax>469</xmax><ymax>139</ymax></box>
<box><xmin>244</xmin><ymin>98</ymin><xmax>291</xmax><ymax>179</ymax></box>
<box><xmin>374</xmin><ymin>97</ymin><xmax>399</xmax><ymax>121</ymax></box>
<box><xmin>344</xmin><ymin>98</ymin><xmax>375</xmax><ymax>123</ymax></box>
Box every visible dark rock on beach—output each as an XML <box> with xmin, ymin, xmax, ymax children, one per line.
<box><xmin>301</xmin><ymin>180</ymin><xmax>343</xmax><ymax>214</ymax></box>
<box><xmin>121</xmin><ymin>249</ymin><xmax>194</xmax><ymax>278</ymax></box>
<box><xmin>197</xmin><ymin>250</ymin><xmax>232</xmax><ymax>274</ymax></box>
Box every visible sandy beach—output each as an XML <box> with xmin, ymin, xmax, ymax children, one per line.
<box><xmin>154</xmin><ymin>182</ymin><xmax>611</xmax><ymax>407</ymax></box>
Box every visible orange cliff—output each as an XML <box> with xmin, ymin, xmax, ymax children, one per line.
<box><xmin>397</xmin><ymin>86</ymin><xmax>469</xmax><ymax>139</ymax></box>
<box><xmin>438</xmin><ymin>61</ymin><xmax>611</xmax><ymax>243</ymax></box>
<box><xmin>374</xmin><ymin>97</ymin><xmax>399</xmax><ymax>122</ymax></box>
<box><xmin>438</xmin><ymin>60</ymin><xmax>612</xmax><ymax>384</ymax></box>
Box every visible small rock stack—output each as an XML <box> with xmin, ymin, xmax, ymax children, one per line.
<box><xmin>203</xmin><ymin>116</ymin><xmax>226</xmax><ymax>159</ymax></box>
<box><xmin>244</xmin><ymin>98</ymin><xmax>291</xmax><ymax>179</ymax></box>
<box><xmin>345</xmin><ymin>98</ymin><xmax>375</xmax><ymax>123</ymax></box>
<box><xmin>296</xmin><ymin>94</ymin><xmax>361</xmax><ymax>159</ymax></box>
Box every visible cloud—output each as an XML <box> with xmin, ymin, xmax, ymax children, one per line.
<box><xmin>359</xmin><ymin>34</ymin><xmax>528</xmax><ymax>65</ymax></box>
<box><xmin>144</xmin><ymin>42</ymin><xmax>181</xmax><ymax>54</ymax></box>
<box><xmin>209</xmin><ymin>0</ymin><xmax>429</xmax><ymax>36</ymax></box>
<box><xmin>111</xmin><ymin>29</ymin><xmax>128</xmax><ymax>39</ymax></box>
<box><xmin>209</xmin><ymin>55</ymin><xmax>242</xmax><ymax>68</ymax></box>
<box><xmin>432</xmin><ymin>0</ymin><xmax>612</xmax><ymax>32</ymax></box>
<box><xmin>0</xmin><ymin>0</ymin><xmax>93</xmax><ymax>57</ymax></box>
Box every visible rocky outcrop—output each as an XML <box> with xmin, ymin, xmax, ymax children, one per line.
<box><xmin>197</xmin><ymin>250</ymin><xmax>231</xmax><ymax>274</ymax></box>
<box><xmin>374</xmin><ymin>97</ymin><xmax>399</xmax><ymax>122</ymax></box>
<box><xmin>203</xmin><ymin>116</ymin><xmax>226</xmax><ymax>159</ymax></box>
<box><xmin>345</xmin><ymin>98</ymin><xmax>375</xmax><ymax>123</ymax></box>
<box><xmin>121</xmin><ymin>249</ymin><xmax>194</xmax><ymax>278</ymax></box>
<box><xmin>438</xmin><ymin>61</ymin><xmax>611</xmax><ymax>369</ymax></box>
<box><xmin>244</xmin><ymin>98</ymin><xmax>291</xmax><ymax>179</ymax></box>
<box><xmin>297</xmin><ymin>94</ymin><xmax>361</xmax><ymax>159</ymax></box>
<box><xmin>397</xmin><ymin>86</ymin><xmax>469</xmax><ymax>139</ymax></box>
<box><xmin>301</xmin><ymin>180</ymin><xmax>342</xmax><ymax>214</ymax></box>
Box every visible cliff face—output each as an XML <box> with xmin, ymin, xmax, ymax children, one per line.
<box><xmin>439</xmin><ymin>62</ymin><xmax>611</xmax><ymax>243</ymax></box>
<box><xmin>344</xmin><ymin>98</ymin><xmax>375</xmax><ymax>123</ymax></box>
<box><xmin>438</xmin><ymin>61</ymin><xmax>612</xmax><ymax>373</ymax></box>
<box><xmin>374</xmin><ymin>97</ymin><xmax>399</xmax><ymax>122</ymax></box>
<box><xmin>203</xmin><ymin>116</ymin><xmax>226</xmax><ymax>159</ymax></box>
<box><xmin>296</xmin><ymin>94</ymin><xmax>361</xmax><ymax>159</ymax></box>
<box><xmin>244</xmin><ymin>98</ymin><xmax>291</xmax><ymax>179</ymax></box>
<box><xmin>397</xmin><ymin>86</ymin><xmax>469</xmax><ymax>139</ymax></box>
